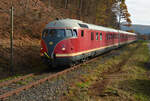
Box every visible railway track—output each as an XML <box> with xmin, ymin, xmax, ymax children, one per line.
<box><xmin>0</xmin><ymin>55</ymin><xmax>101</xmax><ymax>100</ymax></box>
<box><xmin>0</xmin><ymin>44</ymin><xmax>135</xmax><ymax>100</ymax></box>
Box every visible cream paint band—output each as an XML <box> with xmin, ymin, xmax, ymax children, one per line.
<box><xmin>56</xmin><ymin>40</ymin><xmax>135</xmax><ymax>57</ymax></box>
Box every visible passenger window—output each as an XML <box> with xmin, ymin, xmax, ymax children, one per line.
<box><xmin>110</xmin><ymin>34</ymin><xmax>112</xmax><ymax>39</ymax></box>
<box><xmin>81</xmin><ymin>30</ymin><xmax>84</xmax><ymax>37</ymax></box>
<box><xmin>66</xmin><ymin>29</ymin><xmax>73</xmax><ymax>37</ymax></box>
<box><xmin>107</xmin><ymin>34</ymin><xmax>109</xmax><ymax>40</ymax></box>
<box><xmin>73</xmin><ymin>29</ymin><xmax>77</xmax><ymax>37</ymax></box>
<box><xmin>96</xmin><ymin>33</ymin><xmax>98</xmax><ymax>40</ymax></box>
<box><xmin>100</xmin><ymin>33</ymin><xmax>102</xmax><ymax>40</ymax></box>
<box><xmin>91</xmin><ymin>32</ymin><xmax>94</xmax><ymax>40</ymax></box>
<box><xmin>108</xmin><ymin>34</ymin><xmax>110</xmax><ymax>40</ymax></box>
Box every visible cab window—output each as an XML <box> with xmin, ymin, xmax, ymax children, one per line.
<box><xmin>49</xmin><ymin>29</ymin><xmax>65</xmax><ymax>38</ymax></box>
<box><xmin>66</xmin><ymin>29</ymin><xmax>73</xmax><ymax>37</ymax></box>
<box><xmin>73</xmin><ymin>29</ymin><xmax>77</xmax><ymax>37</ymax></box>
<box><xmin>42</xmin><ymin>29</ymin><xmax>48</xmax><ymax>38</ymax></box>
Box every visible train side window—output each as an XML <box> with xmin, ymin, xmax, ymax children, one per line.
<box><xmin>110</xmin><ymin>34</ymin><xmax>112</xmax><ymax>40</ymax></box>
<box><xmin>96</xmin><ymin>32</ymin><xmax>98</xmax><ymax>40</ymax></box>
<box><xmin>81</xmin><ymin>30</ymin><xmax>84</xmax><ymax>37</ymax></box>
<box><xmin>66</xmin><ymin>29</ymin><xmax>73</xmax><ymax>37</ymax></box>
<box><xmin>100</xmin><ymin>33</ymin><xmax>102</xmax><ymax>40</ymax></box>
<box><xmin>108</xmin><ymin>34</ymin><xmax>110</xmax><ymax>40</ymax></box>
<box><xmin>107</xmin><ymin>33</ymin><xmax>109</xmax><ymax>40</ymax></box>
<box><xmin>110</xmin><ymin>34</ymin><xmax>111</xmax><ymax>40</ymax></box>
<box><xmin>91</xmin><ymin>32</ymin><xmax>94</xmax><ymax>40</ymax></box>
<box><xmin>73</xmin><ymin>29</ymin><xmax>77</xmax><ymax>37</ymax></box>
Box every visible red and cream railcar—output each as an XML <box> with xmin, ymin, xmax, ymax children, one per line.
<box><xmin>40</xmin><ymin>19</ymin><xmax>137</xmax><ymax>66</ymax></box>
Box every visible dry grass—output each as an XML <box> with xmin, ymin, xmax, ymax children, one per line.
<box><xmin>61</xmin><ymin>41</ymin><xmax>150</xmax><ymax>101</ymax></box>
<box><xmin>0</xmin><ymin>37</ymin><xmax>48</xmax><ymax>80</ymax></box>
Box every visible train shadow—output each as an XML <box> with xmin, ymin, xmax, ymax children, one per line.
<box><xmin>34</xmin><ymin>65</ymin><xmax>70</xmax><ymax>75</ymax></box>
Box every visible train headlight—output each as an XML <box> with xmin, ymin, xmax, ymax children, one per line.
<box><xmin>62</xmin><ymin>47</ymin><xmax>66</xmax><ymax>51</ymax></box>
<box><xmin>61</xmin><ymin>45</ymin><xmax>66</xmax><ymax>51</ymax></box>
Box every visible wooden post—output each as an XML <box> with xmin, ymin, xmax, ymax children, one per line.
<box><xmin>10</xmin><ymin>6</ymin><xmax>14</xmax><ymax>75</ymax></box>
<box><xmin>118</xmin><ymin>13</ymin><xmax>121</xmax><ymax>47</ymax></box>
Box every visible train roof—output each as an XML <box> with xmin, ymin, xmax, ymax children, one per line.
<box><xmin>46</xmin><ymin>19</ymin><xmax>136</xmax><ymax>35</ymax></box>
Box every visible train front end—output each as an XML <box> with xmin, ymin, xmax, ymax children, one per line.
<box><xmin>40</xmin><ymin>19</ymin><xmax>78</xmax><ymax>67</ymax></box>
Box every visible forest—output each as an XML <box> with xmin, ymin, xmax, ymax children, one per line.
<box><xmin>0</xmin><ymin>0</ymin><xmax>131</xmax><ymax>39</ymax></box>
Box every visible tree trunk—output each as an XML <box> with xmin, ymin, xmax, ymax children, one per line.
<box><xmin>65</xmin><ymin>0</ymin><xmax>68</xmax><ymax>9</ymax></box>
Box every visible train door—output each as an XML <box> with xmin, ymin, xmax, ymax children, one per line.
<box><xmin>79</xmin><ymin>29</ymin><xmax>87</xmax><ymax>51</ymax></box>
<box><xmin>104</xmin><ymin>32</ymin><xmax>108</xmax><ymax>47</ymax></box>
<box><xmin>100</xmin><ymin>32</ymin><xmax>103</xmax><ymax>47</ymax></box>
<box><xmin>91</xmin><ymin>31</ymin><xmax>95</xmax><ymax>49</ymax></box>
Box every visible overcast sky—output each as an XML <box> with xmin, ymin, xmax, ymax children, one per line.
<box><xmin>126</xmin><ymin>0</ymin><xmax>150</xmax><ymax>25</ymax></box>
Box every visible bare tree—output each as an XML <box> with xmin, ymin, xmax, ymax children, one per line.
<box><xmin>76</xmin><ymin>0</ymin><xmax>83</xmax><ymax>19</ymax></box>
<box><xmin>65</xmin><ymin>0</ymin><xmax>68</xmax><ymax>9</ymax></box>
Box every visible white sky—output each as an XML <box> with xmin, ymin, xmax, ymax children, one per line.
<box><xmin>126</xmin><ymin>0</ymin><xmax>150</xmax><ymax>25</ymax></box>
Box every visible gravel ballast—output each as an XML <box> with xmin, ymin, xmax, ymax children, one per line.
<box><xmin>4</xmin><ymin>46</ymin><xmax>125</xmax><ymax>101</ymax></box>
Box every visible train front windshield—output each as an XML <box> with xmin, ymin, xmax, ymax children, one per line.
<box><xmin>42</xmin><ymin>29</ymin><xmax>65</xmax><ymax>38</ymax></box>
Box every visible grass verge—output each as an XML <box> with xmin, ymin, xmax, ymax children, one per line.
<box><xmin>61</xmin><ymin>41</ymin><xmax>150</xmax><ymax>101</ymax></box>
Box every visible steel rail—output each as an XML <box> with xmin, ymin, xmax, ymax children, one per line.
<box><xmin>0</xmin><ymin>74</ymin><xmax>34</xmax><ymax>87</ymax></box>
<box><xmin>0</xmin><ymin>57</ymin><xmax>98</xmax><ymax>100</ymax></box>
